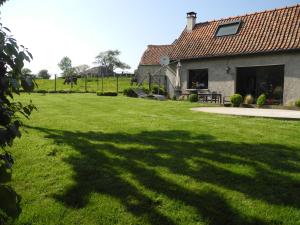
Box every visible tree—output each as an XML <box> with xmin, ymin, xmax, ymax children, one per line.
<box><xmin>94</xmin><ymin>50</ymin><xmax>130</xmax><ymax>73</ymax></box>
<box><xmin>0</xmin><ymin>1</ymin><xmax>36</xmax><ymax>222</ymax></box>
<box><xmin>0</xmin><ymin>0</ymin><xmax>8</xmax><ymax>6</ymax></box>
<box><xmin>74</xmin><ymin>64</ymin><xmax>89</xmax><ymax>76</ymax></box>
<box><xmin>37</xmin><ymin>69</ymin><xmax>50</xmax><ymax>79</ymax></box>
<box><xmin>58</xmin><ymin>56</ymin><xmax>74</xmax><ymax>77</ymax></box>
<box><xmin>0</xmin><ymin>26</ymin><xmax>36</xmax><ymax>149</ymax></box>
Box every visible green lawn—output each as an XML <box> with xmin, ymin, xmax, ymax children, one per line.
<box><xmin>4</xmin><ymin>94</ymin><xmax>300</xmax><ymax>225</ymax></box>
<box><xmin>35</xmin><ymin>77</ymin><xmax>133</xmax><ymax>93</ymax></box>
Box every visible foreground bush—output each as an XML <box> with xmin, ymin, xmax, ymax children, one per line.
<box><xmin>189</xmin><ymin>94</ymin><xmax>198</xmax><ymax>102</ymax></box>
<box><xmin>295</xmin><ymin>99</ymin><xmax>300</xmax><ymax>107</ymax></box>
<box><xmin>0</xmin><ymin>4</ymin><xmax>37</xmax><ymax>223</ymax></box>
<box><xmin>230</xmin><ymin>94</ymin><xmax>243</xmax><ymax>107</ymax></box>
<box><xmin>257</xmin><ymin>94</ymin><xmax>267</xmax><ymax>106</ymax></box>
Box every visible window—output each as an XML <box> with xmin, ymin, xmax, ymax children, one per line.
<box><xmin>236</xmin><ymin>65</ymin><xmax>284</xmax><ymax>104</ymax></box>
<box><xmin>215</xmin><ymin>20</ymin><xmax>241</xmax><ymax>37</ymax></box>
<box><xmin>188</xmin><ymin>69</ymin><xmax>208</xmax><ymax>89</ymax></box>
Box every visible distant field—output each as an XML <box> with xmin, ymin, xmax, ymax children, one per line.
<box><xmin>35</xmin><ymin>77</ymin><xmax>133</xmax><ymax>92</ymax></box>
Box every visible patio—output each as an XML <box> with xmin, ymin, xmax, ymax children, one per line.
<box><xmin>191</xmin><ymin>107</ymin><xmax>300</xmax><ymax>119</ymax></box>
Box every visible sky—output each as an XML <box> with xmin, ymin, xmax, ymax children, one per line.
<box><xmin>1</xmin><ymin>0</ymin><xmax>299</xmax><ymax>76</ymax></box>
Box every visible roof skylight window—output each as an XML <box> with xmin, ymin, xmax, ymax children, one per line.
<box><xmin>216</xmin><ymin>20</ymin><xmax>241</xmax><ymax>37</ymax></box>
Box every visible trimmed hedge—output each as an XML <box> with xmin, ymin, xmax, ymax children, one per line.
<box><xmin>123</xmin><ymin>87</ymin><xmax>150</xmax><ymax>98</ymax></box>
<box><xmin>189</xmin><ymin>94</ymin><xmax>198</xmax><ymax>102</ymax></box>
<box><xmin>151</xmin><ymin>85</ymin><xmax>166</xmax><ymax>95</ymax></box>
<box><xmin>257</xmin><ymin>94</ymin><xmax>267</xmax><ymax>106</ymax></box>
<box><xmin>295</xmin><ymin>99</ymin><xmax>300</xmax><ymax>107</ymax></box>
<box><xmin>123</xmin><ymin>88</ymin><xmax>138</xmax><ymax>98</ymax></box>
<box><xmin>35</xmin><ymin>89</ymin><xmax>48</xmax><ymax>94</ymax></box>
<box><xmin>244</xmin><ymin>94</ymin><xmax>254</xmax><ymax>104</ymax></box>
<box><xmin>230</xmin><ymin>94</ymin><xmax>243</xmax><ymax>107</ymax></box>
<box><xmin>97</xmin><ymin>92</ymin><xmax>118</xmax><ymax>96</ymax></box>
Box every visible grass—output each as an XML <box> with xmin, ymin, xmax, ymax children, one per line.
<box><xmin>34</xmin><ymin>77</ymin><xmax>134</xmax><ymax>93</ymax></box>
<box><xmin>2</xmin><ymin>93</ymin><xmax>300</xmax><ymax>225</ymax></box>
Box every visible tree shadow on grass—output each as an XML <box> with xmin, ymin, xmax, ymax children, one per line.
<box><xmin>26</xmin><ymin>125</ymin><xmax>300</xmax><ymax>225</ymax></box>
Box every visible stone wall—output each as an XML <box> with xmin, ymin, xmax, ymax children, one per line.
<box><xmin>137</xmin><ymin>65</ymin><xmax>168</xmax><ymax>90</ymax></box>
<box><xmin>166</xmin><ymin>52</ymin><xmax>300</xmax><ymax>104</ymax></box>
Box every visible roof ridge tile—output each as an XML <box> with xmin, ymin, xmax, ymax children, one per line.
<box><xmin>195</xmin><ymin>4</ymin><xmax>299</xmax><ymax>26</ymax></box>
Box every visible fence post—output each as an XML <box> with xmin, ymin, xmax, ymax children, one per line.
<box><xmin>158</xmin><ymin>77</ymin><xmax>161</xmax><ymax>95</ymax></box>
<box><xmin>116</xmin><ymin>72</ymin><xmax>119</xmax><ymax>94</ymax></box>
<box><xmin>54</xmin><ymin>74</ymin><xmax>57</xmax><ymax>92</ymax></box>
<box><xmin>85</xmin><ymin>75</ymin><xmax>87</xmax><ymax>92</ymax></box>
<box><xmin>101</xmin><ymin>71</ymin><xmax>104</xmax><ymax>94</ymax></box>
<box><xmin>101</xmin><ymin>73</ymin><xmax>104</xmax><ymax>93</ymax></box>
<box><xmin>148</xmin><ymin>73</ymin><xmax>151</xmax><ymax>91</ymax></box>
<box><xmin>164</xmin><ymin>76</ymin><xmax>167</xmax><ymax>94</ymax></box>
<box><xmin>97</xmin><ymin>74</ymin><xmax>99</xmax><ymax>92</ymax></box>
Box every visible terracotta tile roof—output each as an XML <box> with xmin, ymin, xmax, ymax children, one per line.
<box><xmin>139</xmin><ymin>45</ymin><xmax>173</xmax><ymax>65</ymax></box>
<box><xmin>170</xmin><ymin>4</ymin><xmax>300</xmax><ymax>60</ymax></box>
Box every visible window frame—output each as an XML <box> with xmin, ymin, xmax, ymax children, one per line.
<box><xmin>215</xmin><ymin>20</ymin><xmax>242</xmax><ymax>37</ymax></box>
<box><xmin>188</xmin><ymin>69</ymin><xmax>209</xmax><ymax>89</ymax></box>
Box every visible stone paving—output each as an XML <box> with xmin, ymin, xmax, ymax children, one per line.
<box><xmin>191</xmin><ymin>107</ymin><xmax>300</xmax><ymax>119</ymax></box>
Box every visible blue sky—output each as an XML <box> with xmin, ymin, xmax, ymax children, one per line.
<box><xmin>1</xmin><ymin>0</ymin><xmax>299</xmax><ymax>75</ymax></box>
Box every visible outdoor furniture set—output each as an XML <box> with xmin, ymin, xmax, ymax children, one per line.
<box><xmin>183</xmin><ymin>89</ymin><xmax>223</xmax><ymax>104</ymax></box>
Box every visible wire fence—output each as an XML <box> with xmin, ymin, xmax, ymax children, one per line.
<box><xmin>34</xmin><ymin>76</ymin><xmax>134</xmax><ymax>93</ymax></box>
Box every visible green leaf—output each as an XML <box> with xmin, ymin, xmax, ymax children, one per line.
<box><xmin>3</xmin><ymin>27</ymin><xmax>11</xmax><ymax>32</ymax></box>
<box><xmin>14</xmin><ymin>54</ymin><xmax>24</xmax><ymax>71</ymax></box>
<box><xmin>9</xmin><ymin>78</ymin><xmax>20</xmax><ymax>92</ymax></box>
<box><xmin>26</xmin><ymin>51</ymin><xmax>33</xmax><ymax>60</ymax></box>
<box><xmin>19</xmin><ymin>51</ymin><xmax>30</xmax><ymax>62</ymax></box>
<box><xmin>4</xmin><ymin>43</ymin><xmax>18</xmax><ymax>58</ymax></box>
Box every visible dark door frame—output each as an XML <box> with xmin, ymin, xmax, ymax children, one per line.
<box><xmin>235</xmin><ymin>64</ymin><xmax>285</xmax><ymax>104</ymax></box>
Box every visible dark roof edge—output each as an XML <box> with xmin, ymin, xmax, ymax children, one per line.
<box><xmin>147</xmin><ymin>44</ymin><xmax>173</xmax><ymax>48</ymax></box>
<box><xmin>139</xmin><ymin>63</ymin><xmax>161</xmax><ymax>66</ymax></box>
<box><xmin>171</xmin><ymin>48</ymin><xmax>300</xmax><ymax>62</ymax></box>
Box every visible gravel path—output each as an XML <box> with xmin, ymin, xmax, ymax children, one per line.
<box><xmin>191</xmin><ymin>107</ymin><xmax>300</xmax><ymax>119</ymax></box>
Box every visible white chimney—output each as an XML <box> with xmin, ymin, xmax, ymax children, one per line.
<box><xmin>186</xmin><ymin>12</ymin><xmax>197</xmax><ymax>32</ymax></box>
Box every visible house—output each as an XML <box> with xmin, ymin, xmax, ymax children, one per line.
<box><xmin>81</xmin><ymin>66</ymin><xmax>114</xmax><ymax>77</ymax></box>
<box><xmin>137</xmin><ymin>5</ymin><xmax>300</xmax><ymax>105</ymax></box>
<box><xmin>137</xmin><ymin>45</ymin><xmax>173</xmax><ymax>84</ymax></box>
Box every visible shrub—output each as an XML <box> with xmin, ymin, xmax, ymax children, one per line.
<box><xmin>189</xmin><ymin>94</ymin><xmax>198</xmax><ymax>102</ymax></box>
<box><xmin>257</xmin><ymin>94</ymin><xmax>267</xmax><ymax>106</ymax></box>
<box><xmin>244</xmin><ymin>94</ymin><xmax>254</xmax><ymax>104</ymax></box>
<box><xmin>141</xmin><ymin>87</ymin><xmax>149</xmax><ymax>94</ymax></box>
<box><xmin>152</xmin><ymin>85</ymin><xmax>166</xmax><ymax>95</ymax></box>
<box><xmin>35</xmin><ymin>90</ymin><xmax>48</xmax><ymax>94</ymax></box>
<box><xmin>58</xmin><ymin>90</ymin><xmax>68</xmax><ymax>93</ymax></box>
<box><xmin>295</xmin><ymin>99</ymin><xmax>300</xmax><ymax>107</ymax></box>
<box><xmin>123</xmin><ymin>88</ymin><xmax>137</xmax><ymax>98</ymax></box>
<box><xmin>97</xmin><ymin>92</ymin><xmax>118</xmax><ymax>96</ymax></box>
<box><xmin>230</xmin><ymin>94</ymin><xmax>243</xmax><ymax>107</ymax></box>
<box><xmin>172</xmin><ymin>95</ymin><xmax>177</xmax><ymax>101</ymax></box>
